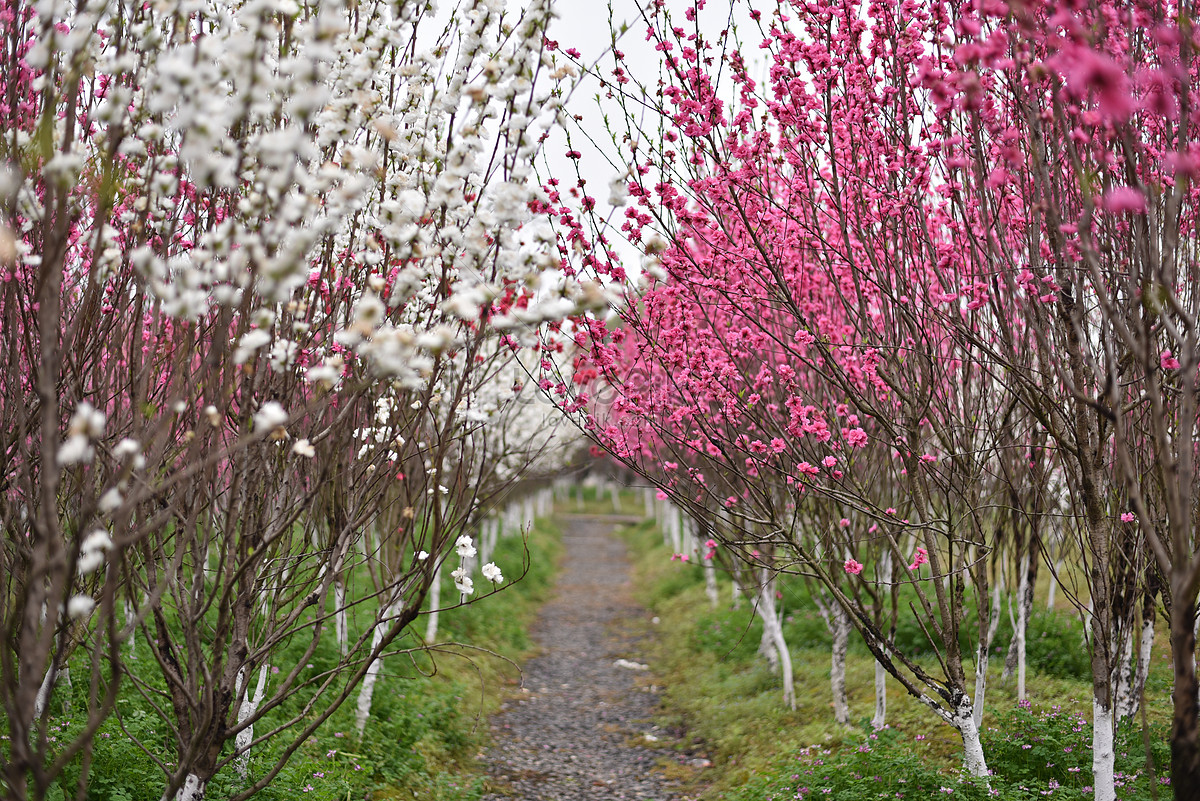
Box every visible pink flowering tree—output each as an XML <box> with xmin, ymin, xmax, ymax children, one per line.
<box><xmin>546</xmin><ymin>0</ymin><xmax>1197</xmax><ymax>796</ymax></box>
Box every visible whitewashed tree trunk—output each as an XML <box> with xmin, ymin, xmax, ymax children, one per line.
<box><xmin>871</xmin><ymin>550</ymin><xmax>894</xmax><ymax>730</ymax></box>
<box><xmin>234</xmin><ymin>663</ymin><xmax>268</xmax><ymax>778</ymax></box>
<box><xmin>758</xmin><ymin>615</ymin><xmax>779</xmax><ymax>670</ymax></box>
<box><xmin>830</xmin><ymin>604</ymin><xmax>850</xmax><ymax>726</ymax></box>
<box><xmin>1092</xmin><ymin>696</ymin><xmax>1116</xmax><ymax>801</ymax></box>
<box><xmin>1113</xmin><ymin>630</ymin><xmax>1136</xmax><ymax>721</ymax></box>
<box><xmin>951</xmin><ymin>699</ymin><xmax>990</xmax><ymax>779</ymax></box>
<box><xmin>163</xmin><ymin>773</ymin><xmax>205</xmax><ymax>801</ymax></box>
<box><xmin>704</xmin><ymin>559</ymin><xmax>719</xmax><ymax>608</ymax></box>
<box><xmin>477</xmin><ymin>521</ymin><xmax>491</xmax><ymax>570</ymax></box>
<box><xmin>1130</xmin><ymin>614</ymin><xmax>1154</xmax><ymax>717</ymax></box>
<box><xmin>125</xmin><ymin>599</ymin><xmax>137</xmax><ymax>654</ymax></box>
<box><xmin>872</xmin><ymin>658</ymin><xmax>887</xmax><ymax>729</ymax></box>
<box><xmin>973</xmin><ymin>577</ymin><xmax>1004</xmax><ymax>729</ymax></box>
<box><xmin>1015</xmin><ymin>602</ymin><xmax>1027</xmax><ymax>701</ymax></box>
<box><xmin>755</xmin><ymin>577</ymin><xmax>795</xmax><ymax>709</ymax></box>
<box><xmin>357</xmin><ymin>601</ymin><xmax>401</xmax><ymax>735</ymax></box>
<box><xmin>814</xmin><ymin>592</ymin><xmax>850</xmax><ymax>725</ymax></box>
<box><xmin>1002</xmin><ymin>550</ymin><xmax>1030</xmax><ymax>701</ymax></box>
<box><xmin>425</xmin><ymin>562</ymin><xmax>443</xmax><ymax>643</ymax></box>
<box><xmin>334</xmin><ymin>580</ymin><xmax>348</xmax><ymax>656</ymax></box>
<box><xmin>972</xmin><ymin>641</ymin><xmax>990</xmax><ymax>731</ymax></box>
<box><xmin>34</xmin><ymin>663</ymin><xmax>58</xmax><ymax>720</ymax></box>
<box><xmin>1083</xmin><ymin>598</ymin><xmax>1093</xmax><ymax>646</ymax></box>
<box><xmin>1046</xmin><ymin>554</ymin><xmax>1063</xmax><ymax>610</ymax></box>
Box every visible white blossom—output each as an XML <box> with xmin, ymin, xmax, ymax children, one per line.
<box><xmin>233</xmin><ymin>328</ymin><xmax>273</xmax><ymax>365</ymax></box>
<box><xmin>77</xmin><ymin>550</ymin><xmax>106</xmax><ymax>576</ymax></box>
<box><xmin>56</xmin><ymin>435</ymin><xmax>93</xmax><ymax>466</ymax></box>
<box><xmin>481</xmin><ymin>562</ymin><xmax>503</xmax><ymax>584</ymax></box>
<box><xmin>68</xmin><ymin>401</ymin><xmax>106</xmax><ymax>438</ymax></box>
<box><xmin>111</xmin><ymin>438</ymin><xmax>145</xmax><ymax>470</ymax></box>
<box><xmin>77</xmin><ymin>529</ymin><xmax>113</xmax><ymax>575</ymax></box>
<box><xmin>67</xmin><ymin>595</ymin><xmax>95</xmax><ymax>620</ymax></box>
<box><xmin>451</xmin><ymin>567</ymin><xmax>474</xmax><ymax>596</ymax></box>
<box><xmin>455</xmin><ymin>535</ymin><xmax>476</xmax><ymax>559</ymax></box>
<box><xmin>253</xmin><ymin>402</ymin><xmax>289</xmax><ymax>433</ymax></box>
<box><xmin>291</xmin><ymin>438</ymin><xmax>315</xmax><ymax>458</ymax></box>
<box><xmin>98</xmin><ymin>488</ymin><xmax>123</xmax><ymax>513</ymax></box>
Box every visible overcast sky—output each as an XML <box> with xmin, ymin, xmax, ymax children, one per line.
<box><xmin>531</xmin><ymin>0</ymin><xmax>765</xmax><ymax>276</ymax></box>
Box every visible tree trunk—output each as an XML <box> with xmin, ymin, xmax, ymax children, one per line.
<box><xmin>1003</xmin><ymin>539</ymin><xmax>1038</xmax><ymax>701</ymax></box>
<box><xmin>973</xmin><ymin>645</ymin><xmax>989</xmax><ymax>732</ymax></box>
<box><xmin>830</xmin><ymin>603</ymin><xmax>850</xmax><ymax>726</ymax></box>
<box><xmin>33</xmin><ymin>663</ymin><xmax>56</xmax><ymax>720</ymax></box>
<box><xmin>334</xmin><ymin>579</ymin><xmax>348</xmax><ymax>656</ymax></box>
<box><xmin>234</xmin><ymin>663</ymin><xmax>268</xmax><ymax>778</ymax></box>
<box><xmin>1170</xmin><ymin>596</ymin><xmax>1200</xmax><ymax>800</ymax></box>
<box><xmin>975</xmin><ymin>572</ymin><xmax>1004</xmax><ymax>729</ymax></box>
<box><xmin>126</xmin><ymin>599</ymin><xmax>137</xmax><ymax>654</ymax></box>
<box><xmin>872</xmin><ymin>658</ymin><xmax>887</xmax><ymax>730</ymax></box>
<box><xmin>754</xmin><ymin>574</ymin><xmax>794</xmax><ymax>709</ymax></box>
<box><xmin>1114</xmin><ymin>629</ymin><xmax>1137</xmax><ymax>721</ymax></box>
<box><xmin>1093</xmin><ymin>695</ymin><xmax>1116</xmax><ymax>801</ymax></box>
<box><xmin>164</xmin><ymin>773</ymin><xmax>205</xmax><ymax>801</ymax></box>
<box><xmin>813</xmin><ymin>590</ymin><xmax>849</xmax><ymax>723</ymax></box>
<box><xmin>1118</xmin><ymin>583</ymin><xmax>1156</xmax><ymax>721</ymax></box>
<box><xmin>357</xmin><ymin>602</ymin><xmax>398</xmax><ymax>735</ymax></box>
<box><xmin>704</xmin><ymin>559</ymin><xmax>719</xmax><ymax>608</ymax></box>
<box><xmin>425</xmin><ymin>562</ymin><xmax>442</xmax><ymax>643</ymax></box>
<box><xmin>950</xmin><ymin>697</ymin><xmax>990</xmax><ymax>779</ymax></box>
<box><xmin>1046</xmin><ymin>560</ymin><xmax>1059</xmax><ymax>610</ymax></box>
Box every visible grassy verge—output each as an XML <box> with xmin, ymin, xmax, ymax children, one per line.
<box><xmin>618</xmin><ymin>517</ymin><xmax>1172</xmax><ymax>801</ymax></box>
<box><xmin>40</xmin><ymin>516</ymin><xmax>563</xmax><ymax>801</ymax></box>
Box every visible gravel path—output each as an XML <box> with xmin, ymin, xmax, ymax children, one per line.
<box><xmin>478</xmin><ymin>517</ymin><xmax>697</xmax><ymax>801</ymax></box>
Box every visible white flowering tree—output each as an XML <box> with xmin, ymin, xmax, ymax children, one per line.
<box><xmin>0</xmin><ymin>0</ymin><xmax>587</xmax><ymax>798</ymax></box>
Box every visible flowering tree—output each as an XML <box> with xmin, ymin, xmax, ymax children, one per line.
<box><xmin>548</xmin><ymin>0</ymin><xmax>1196</xmax><ymax>797</ymax></box>
<box><xmin>0</xmin><ymin>0</ymin><xmax>584</xmax><ymax>798</ymax></box>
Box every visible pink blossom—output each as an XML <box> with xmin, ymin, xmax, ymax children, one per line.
<box><xmin>1102</xmin><ymin>187</ymin><xmax>1147</xmax><ymax>214</ymax></box>
<box><xmin>844</xmin><ymin>559</ymin><xmax>864</xmax><ymax>575</ymax></box>
<box><xmin>845</xmin><ymin>427</ymin><xmax>868</xmax><ymax>448</ymax></box>
<box><xmin>1056</xmin><ymin>45</ymin><xmax>1134</xmax><ymax>122</ymax></box>
<box><xmin>1120</xmin><ymin>512</ymin><xmax>1136</xmax><ymax>523</ymax></box>
<box><xmin>1161</xmin><ymin>350</ymin><xmax>1181</xmax><ymax>370</ymax></box>
<box><xmin>908</xmin><ymin>547</ymin><xmax>929</xmax><ymax>571</ymax></box>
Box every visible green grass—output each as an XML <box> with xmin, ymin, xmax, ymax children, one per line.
<box><xmin>617</xmin><ymin>518</ymin><xmax>1173</xmax><ymax>801</ymax></box>
<box><xmin>36</xmin><ymin>516</ymin><xmax>564</xmax><ymax>801</ymax></box>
